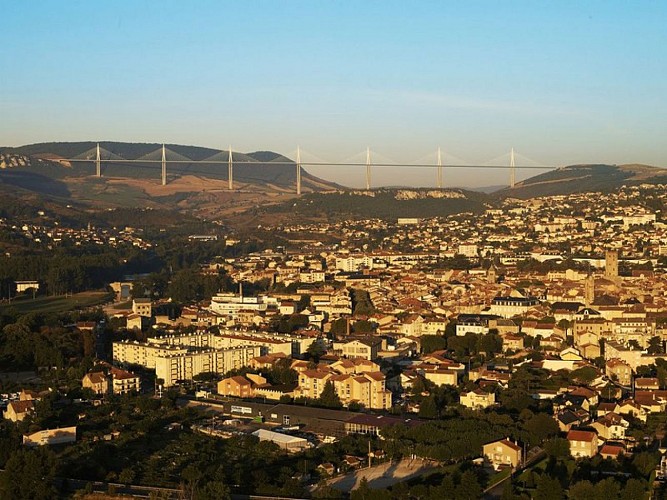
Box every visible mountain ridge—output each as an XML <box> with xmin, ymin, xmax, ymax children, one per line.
<box><xmin>495</xmin><ymin>163</ymin><xmax>667</xmax><ymax>198</ymax></box>
<box><xmin>2</xmin><ymin>142</ymin><xmax>665</xmax><ymax>222</ymax></box>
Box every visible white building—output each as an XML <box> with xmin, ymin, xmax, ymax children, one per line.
<box><xmin>209</xmin><ymin>292</ymin><xmax>278</xmax><ymax>315</ymax></box>
<box><xmin>335</xmin><ymin>255</ymin><xmax>374</xmax><ymax>272</ymax></box>
<box><xmin>458</xmin><ymin>244</ymin><xmax>478</xmax><ymax>258</ymax></box>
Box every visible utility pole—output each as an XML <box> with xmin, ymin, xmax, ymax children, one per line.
<box><xmin>368</xmin><ymin>439</ymin><xmax>372</xmax><ymax>468</ymax></box>
<box><xmin>95</xmin><ymin>142</ymin><xmax>101</xmax><ymax>177</ymax></box>
<box><xmin>161</xmin><ymin>144</ymin><xmax>167</xmax><ymax>186</ymax></box>
<box><xmin>228</xmin><ymin>145</ymin><xmax>233</xmax><ymax>190</ymax></box>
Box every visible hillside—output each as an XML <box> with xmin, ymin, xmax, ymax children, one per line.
<box><xmin>1</xmin><ymin>142</ymin><xmax>335</xmax><ymax>189</ymax></box>
<box><xmin>0</xmin><ymin>142</ymin><xmax>345</xmax><ymax>220</ymax></box>
<box><xmin>496</xmin><ymin>163</ymin><xmax>667</xmax><ymax>198</ymax></box>
<box><xmin>259</xmin><ymin>188</ymin><xmax>491</xmax><ymax>222</ymax></box>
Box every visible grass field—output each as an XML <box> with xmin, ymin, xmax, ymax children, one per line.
<box><xmin>0</xmin><ymin>291</ymin><xmax>113</xmax><ymax>315</ymax></box>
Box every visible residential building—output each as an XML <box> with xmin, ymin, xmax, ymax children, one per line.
<box><xmin>154</xmin><ymin>346</ymin><xmax>262</xmax><ymax>387</ymax></box>
<box><xmin>132</xmin><ymin>298</ymin><xmax>152</xmax><ymax>317</ymax></box>
<box><xmin>82</xmin><ymin>371</ymin><xmax>109</xmax><ymax>395</ymax></box>
<box><xmin>294</xmin><ymin>369</ymin><xmax>332</xmax><ymax>400</ymax></box>
<box><xmin>333</xmin><ymin>338</ymin><xmax>383</xmax><ymax>361</ymax></box>
<box><xmin>606</xmin><ymin>359</ymin><xmax>632</xmax><ymax>386</ymax></box>
<box><xmin>567</xmin><ymin>429</ymin><xmax>598</xmax><ymax>458</ymax></box>
<box><xmin>599</xmin><ymin>444</ymin><xmax>624</xmax><ymax>460</ymax></box>
<box><xmin>459</xmin><ymin>389</ymin><xmax>496</xmax><ymax>410</ymax></box>
<box><xmin>111</xmin><ymin>368</ymin><xmax>141</xmax><ymax>394</ymax></box>
<box><xmin>483</xmin><ymin>439</ymin><xmax>522</xmax><ymax>470</ymax></box>
<box><xmin>488</xmin><ymin>296</ymin><xmax>540</xmax><ymax>319</ymax></box>
<box><xmin>3</xmin><ymin>400</ymin><xmax>35</xmax><ymax>422</ymax></box>
<box><xmin>591</xmin><ymin>412</ymin><xmax>628</xmax><ymax>441</ymax></box>
<box><xmin>218</xmin><ymin>376</ymin><xmax>254</xmax><ymax>398</ymax></box>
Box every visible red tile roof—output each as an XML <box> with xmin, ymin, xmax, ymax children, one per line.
<box><xmin>567</xmin><ymin>430</ymin><xmax>596</xmax><ymax>442</ymax></box>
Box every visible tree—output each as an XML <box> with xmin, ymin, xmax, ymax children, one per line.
<box><xmin>622</xmin><ymin>479</ymin><xmax>646</xmax><ymax>500</ymax></box>
<box><xmin>119</xmin><ymin>467</ymin><xmax>136</xmax><ymax>485</ymax></box>
<box><xmin>196</xmin><ymin>480</ymin><xmax>231</xmax><ymax>500</ymax></box>
<box><xmin>523</xmin><ymin>413</ymin><xmax>560</xmax><ymax>446</ymax></box>
<box><xmin>318</xmin><ymin>381</ymin><xmax>342</xmax><ymax>409</ymax></box>
<box><xmin>167</xmin><ymin>268</ymin><xmax>201</xmax><ymax>303</ymax></box>
<box><xmin>534</xmin><ymin>475</ymin><xmax>563</xmax><ymax>500</ymax></box>
<box><xmin>297</xmin><ymin>294</ymin><xmax>310</xmax><ymax>312</ymax></box>
<box><xmin>543</xmin><ymin>438</ymin><xmax>570</xmax><ymax>459</ymax></box>
<box><xmin>632</xmin><ymin>451</ymin><xmax>659</xmax><ymax>477</ymax></box>
<box><xmin>569</xmin><ymin>366</ymin><xmax>598</xmax><ymax>385</ymax></box>
<box><xmin>418</xmin><ymin>394</ymin><xmax>438</xmax><ymax>419</ymax></box>
<box><xmin>594</xmin><ymin>478</ymin><xmax>621</xmax><ymax>499</ymax></box>
<box><xmin>312</xmin><ymin>484</ymin><xmax>344</xmax><ymax>499</ymax></box>
<box><xmin>352</xmin><ymin>320</ymin><xmax>373</xmax><ymax>334</ymax></box>
<box><xmin>2</xmin><ymin>448</ymin><xmax>57</xmax><ymax>499</ymax></box>
<box><xmin>499</xmin><ymin>388</ymin><xmax>534</xmax><ymax>413</ymax></box>
<box><xmin>306</xmin><ymin>340</ymin><xmax>327</xmax><ymax>362</ymax></box>
<box><xmin>329</xmin><ymin>318</ymin><xmax>348</xmax><ymax>336</ymax></box>
<box><xmin>478</xmin><ymin>332</ymin><xmax>503</xmax><ymax>357</ymax></box>
<box><xmin>568</xmin><ymin>480</ymin><xmax>595</xmax><ymax>500</ymax></box>
<box><xmin>648</xmin><ymin>336</ymin><xmax>663</xmax><ymax>355</ymax></box>
<box><xmin>420</xmin><ymin>335</ymin><xmax>447</xmax><ymax>354</ymax></box>
<box><xmin>455</xmin><ymin>470</ymin><xmax>482</xmax><ymax>499</ymax></box>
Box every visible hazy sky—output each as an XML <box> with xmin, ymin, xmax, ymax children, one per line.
<box><xmin>2</xmin><ymin>1</ymin><xmax>666</xmax><ymax>188</ymax></box>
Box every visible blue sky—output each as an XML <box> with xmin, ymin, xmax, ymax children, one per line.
<box><xmin>2</xmin><ymin>1</ymin><xmax>666</xmax><ymax>187</ymax></box>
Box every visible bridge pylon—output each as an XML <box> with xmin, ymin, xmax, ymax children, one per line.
<box><xmin>228</xmin><ymin>146</ymin><xmax>233</xmax><ymax>190</ymax></box>
<box><xmin>437</xmin><ymin>147</ymin><xmax>443</xmax><ymax>189</ymax></box>
<box><xmin>365</xmin><ymin>147</ymin><xmax>371</xmax><ymax>191</ymax></box>
<box><xmin>296</xmin><ymin>146</ymin><xmax>302</xmax><ymax>195</ymax></box>
<box><xmin>95</xmin><ymin>143</ymin><xmax>101</xmax><ymax>178</ymax></box>
<box><xmin>161</xmin><ymin>144</ymin><xmax>167</xmax><ymax>186</ymax></box>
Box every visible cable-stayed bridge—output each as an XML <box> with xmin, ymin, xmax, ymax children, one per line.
<box><xmin>46</xmin><ymin>144</ymin><xmax>557</xmax><ymax>193</ymax></box>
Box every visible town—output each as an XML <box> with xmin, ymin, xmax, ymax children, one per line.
<box><xmin>1</xmin><ymin>183</ymin><xmax>667</xmax><ymax>499</ymax></box>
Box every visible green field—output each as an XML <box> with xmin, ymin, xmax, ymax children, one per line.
<box><xmin>0</xmin><ymin>291</ymin><xmax>113</xmax><ymax>315</ymax></box>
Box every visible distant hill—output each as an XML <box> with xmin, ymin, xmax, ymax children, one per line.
<box><xmin>261</xmin><ymin>188</ymin><xmax>491</xmax><ymax>221</ymax></box>
<box><xmin>495</xmin><ymin>163</ymin><xmax>667</xmax><ymax>198</ymax></box>
<box><xmin>3</xmin><ymin>144</ymin><xmax>663</xmax><ymax>222</ymax></box>
<box><xmin>1</xmin><ymin>142</ymin><xmax>338</xmax><ymax>191</ymax></box>
<box><xmin>0</xmin><ymin>142</ymin><xmax>346</xmax><ymax>220</ymax></box>
<box><xmin>466</xmin><ymin>184</ymin><xmax>507</xmax><ymax>194</ymax></box>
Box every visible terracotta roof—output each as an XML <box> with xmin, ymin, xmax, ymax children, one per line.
<box><xmin>111</xmin><ymin>368</ymin><xmax>138</xmax><ymax>380</ymax></box>
<box><xmin>85</xmin><ymin>372</ymin><xmax>107</xmax><ymax>384</ymax></box>
<box><xmin>567</xmin><ymin>430</ymin><xmax>596</xmax><ymax>442</ymax></box>
<box><xmin>301</xmin><ymin>369</ymin><xmax>331</xmax><ymax>379</ymax></box>
<box><xmin>228</xmin><ymin>376</ymin><xmax>252</xmax><ymax>386</ymax></box>
<box><xmin>485</xmin><ymin>438</ymin><xmax>521</xmax><ymax>452</ymax></box>
<box><xmin>600</xmin><ymin>444</ymin><xmax>624</xmax><ymax>457</ymax></box>
<box><xmin>8</xmin><ymin>400</ymin><xmax>34</xmax><ymax>413</ymax></box>
<box><xmin>597</xmin><ymin>402</ymin><xmax>617</xmax><ymax>412</ymax></box>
